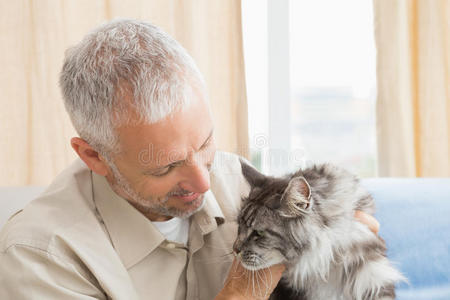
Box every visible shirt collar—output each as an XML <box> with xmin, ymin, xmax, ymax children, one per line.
<box><xmin>91</xmin><ymin>171</ymin><xmax>225</xmax><ymax>269</ymax></box>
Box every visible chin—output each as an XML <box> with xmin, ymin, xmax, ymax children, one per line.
<box><xmin>168</xmin><ymin>193</ymin><xmax>206</xmax><ymax>218</ymax></box>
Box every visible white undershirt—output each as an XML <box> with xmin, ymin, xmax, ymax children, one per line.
<box><xmin>152</xmin><ymin>217</ymin><xmax>190</xmax><ymax>245</ymax></box>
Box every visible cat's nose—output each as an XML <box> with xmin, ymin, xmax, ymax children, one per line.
<box><xmin>232</xmin><ymin>242</ymin><xmax>241</xmax><ymax>255</ymax></box>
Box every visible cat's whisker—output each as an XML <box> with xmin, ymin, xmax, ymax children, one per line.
<box><xmin>251</xmin><ymin>270</ymin><xmax>256</xmax><ymax>298</ymax></box>
<box><xmin>230</xmin><ymin>265</ymin><xmax>247</xmax><ymax>279</ymax></box>
<box><xmin>254</xmin><ymin>271</ymin><xmax>260</xmax><ymax>298</ymax></box>
<box><xmin>255</xmin><ymin>269</ymin><xmax>267</xmax><ymax>299</ymax></box>
<box><xmin>231</xmin><ymin>272</ymin><xmax>246</xmax><ymax>280</ymax></box>
<box><xmin>255</xmin><ymin>270</ymin><xmax>262</xmax><ymax>299</ymax></box>
<box><xmin>258</xmin><ymin>268</ymin><xmax>269</xmax><ymax>294</ymax></box>
<box><xmin>245</xmin><ymin>269</ymin><xmax>251</xmax><ymax>296</ymax></box>
<box><xmin>254</xmin><ymin>257</ymin><xmax>272</xmax><ymax>299</ymax></box>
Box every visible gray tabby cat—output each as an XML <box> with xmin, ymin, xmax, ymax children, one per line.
<box><xmin>233</xmin><ymin>160</ymin><xmax>405</xmax><ymax>300</ymax></box>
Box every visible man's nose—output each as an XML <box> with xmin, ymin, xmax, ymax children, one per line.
<box><xmin>179</xmin><ymin>155</ymin><xmax>211</xmax><ymax>193</ymax></box>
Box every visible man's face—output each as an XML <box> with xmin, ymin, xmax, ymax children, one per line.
<box><xmin>105</xmin><ymin>90</ymin><xmax>216</xmax><ymax>221</ymax></box>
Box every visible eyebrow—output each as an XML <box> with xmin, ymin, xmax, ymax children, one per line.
<box><xmin>143</xmin><ymin>129</ymin><xmax>214</xmax><ymax>174</ymax></box>
<box><xmin>197</xmin><ymin>128</ymin><xmax>214</xmax><ymax>151</ymax></box>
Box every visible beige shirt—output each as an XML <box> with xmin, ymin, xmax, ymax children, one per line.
<box><xmin>0</xmin><ymin>151</ymin><xmax>248</xmax><ymax>300</ymax></box>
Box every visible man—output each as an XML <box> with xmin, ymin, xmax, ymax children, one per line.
<box><xmin>0</xmin><ymin>20</ymin><xmax>378</xmax><ymax>299</ymax></box>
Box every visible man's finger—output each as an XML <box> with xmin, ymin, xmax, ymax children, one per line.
<box><xmin>354</xmin><ymin>210</ymin><xmax>380</xmax><ymax>235</ymax></box>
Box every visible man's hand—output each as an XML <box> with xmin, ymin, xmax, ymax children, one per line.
<box><xmin>215</xmin><ymin>259</ymin><xmax>285</xmax><ymax>300</ymax></box>
<box><xmin>354</xmin><ymin>210</ymin><xmax>380</xmax><ymax>235</ymax></box>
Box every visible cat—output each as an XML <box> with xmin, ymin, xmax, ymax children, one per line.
<box><xmin>233</xmin><ymin>159</ymin><xmax>405</xmax><ymax>300</ymax></box>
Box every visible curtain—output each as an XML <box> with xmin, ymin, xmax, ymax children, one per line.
<box><xmin>0</xmin><ymin>0</ymin><xmax>249</xmax><ymax>186</ymax></box>
<box><xmin>374</xmin><ymin>0</ymin><xmax>450</xmax><ymax>177</ymax></box>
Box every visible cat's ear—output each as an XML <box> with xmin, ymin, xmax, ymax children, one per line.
<box><xmin>239</xmin><ymin>158</ymin><xmax>266</xmax><ymax>187</ymax></box>
<box><xmin>280</xmin><ymin>176</ymin><xmax>312</xmax><ymax>217</ymax></box>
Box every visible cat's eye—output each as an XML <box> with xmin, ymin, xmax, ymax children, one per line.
<box><xmin>254</xmin><ymin>230</ymin><xmax>265</xmax><ymax>237</ymax></box>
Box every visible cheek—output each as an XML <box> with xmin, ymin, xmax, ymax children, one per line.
<box><xmin>242</xmin><ymin>238</ymin><xmax>265</xmax><ymax>252</ymax></box>
<box><xmin>255</xmin><ymin>238</ymin><xmax>274</xmax><ymax>250</ymax></box>
<box><xmin>254</xmin><ymin>237</ymin><xmax>285</xmax><ymax>255</ymax></box>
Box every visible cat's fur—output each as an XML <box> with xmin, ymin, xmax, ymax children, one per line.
<box><xmin>233</xmin><ymin>160</ymin><xmax>405</xmax><ymax>300</ymax></box>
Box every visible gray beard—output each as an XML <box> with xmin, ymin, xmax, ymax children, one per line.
<box><xmin>107</xmin><ymin>160</ymin><xmax>205</xmax><ymax>219</ymax></box>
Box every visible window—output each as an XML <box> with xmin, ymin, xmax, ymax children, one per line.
<box><xmin>242</xmin><ymin>0</ymin><xmax>377</xmax><ymax>177</ymax></box>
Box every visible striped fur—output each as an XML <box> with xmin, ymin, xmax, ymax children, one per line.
<box><xmin>234</xmin><ymin>160</ymin><xmax>406</xmax><ymax>300</ymax></box>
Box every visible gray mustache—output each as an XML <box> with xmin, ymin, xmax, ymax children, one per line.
<box><xmin>167</xmin><ymin>188</ymin><xmax>194</xmax><ymax>197</ymax></box>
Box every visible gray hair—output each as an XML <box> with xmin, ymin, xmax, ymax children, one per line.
<box><xmin>59</xmin><ymin>19</ymin><xmax>206</xmax><ymax>158</ymax></box>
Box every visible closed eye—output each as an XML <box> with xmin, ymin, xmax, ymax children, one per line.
<box><xmin>151</xmin><ymin>161</ymin><xmax>184</xmax><ymax>177</ymax></box>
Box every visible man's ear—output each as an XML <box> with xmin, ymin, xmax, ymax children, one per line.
<box><xmin>70</xmin><ymin>137</ymin><xmax>109</xmax><ymax>176</ymax></box>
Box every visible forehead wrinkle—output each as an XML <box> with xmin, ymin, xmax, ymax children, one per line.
<box><xmin>152</xmin><ymin>124</ymin><xmax>212</xmax><ymax>168</ymax></box>
<box><xmin>120</xmin><ymin>94</ymin><xmax>211</xmax><ymax>166</ymax></box>
<box><xmin>137</xmin><ymin>126</ymin><xmax>213</xmax><ymax>170</ymax></box>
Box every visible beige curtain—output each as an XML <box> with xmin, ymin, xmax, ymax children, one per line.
<box><xmin>374</xmin><ymin>0</ymin><xmax>450</xmax><ymax>177</ymax></box>
<box><xmin>0</xmin><ymin>0</ymin><xmax>249</xmax><ymax>186</ymax></box>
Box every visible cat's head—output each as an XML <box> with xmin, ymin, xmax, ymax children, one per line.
<box><xmin>233</xmin><ymin>159</ymin><xmax>315</xmax><ymax>270</ymax></box>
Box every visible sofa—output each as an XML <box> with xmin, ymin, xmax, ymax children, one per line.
<box><xmin>362</xmin><ymin>178</ymin><xmax>450</xmax><ymax>300</ymax></box>
<box><xmin>1</xmin><ymin>178</ymin><xmax>449</xmax><ymax>300</ymax></box>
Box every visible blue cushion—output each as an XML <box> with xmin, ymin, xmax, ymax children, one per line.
<box><xmin>362</xmin><ymin>178</ymin><xmax>450</xmax><ymax>300</ymax></box>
